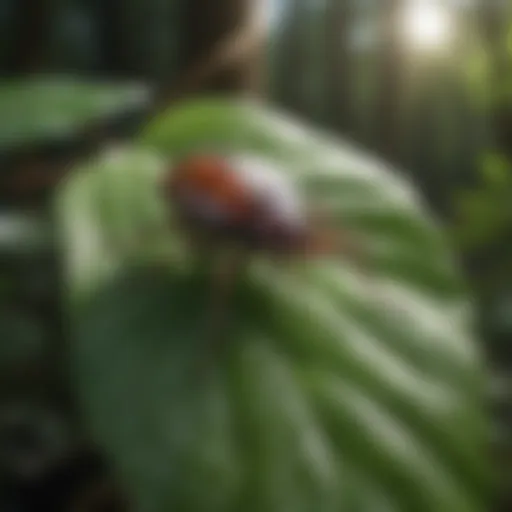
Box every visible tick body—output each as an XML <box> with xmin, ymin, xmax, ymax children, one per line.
<box><xmin>162</xmin><ymin>153</ymin><xmax>313</xmax><ymax>255</ymax></box>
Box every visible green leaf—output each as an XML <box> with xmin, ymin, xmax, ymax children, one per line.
<box><xmin>480</xmin><ymin>153</ymin><xmax>511</xmax><ymax>189</ymax></box>
<box><xmin>0</xmin><ymin>213</ymin><xmax>52</xmax><ymax>255</ymax></box>
<box><xmin>56</xmin><ymin>99</ymin><xmax>489</xmax><ymax>512</ymax></box>
<box><xmin>452</xmin><ymin>153</ymin><xmax>512</xmax><ymax>250</ymax></box>
<box><xmin>0</xmin><ymin>78</ymin><xmax>151</xmax><ymax>151</ymax></box>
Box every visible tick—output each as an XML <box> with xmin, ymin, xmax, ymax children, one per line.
<box><xmin>160</xmin><ymin>152</ymin><xmax>363</xmax><ymax>356</ymax></box>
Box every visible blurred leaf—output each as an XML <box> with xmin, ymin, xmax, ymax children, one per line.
<box><xmin>0</xmin><ymin>213</ymin><xmax>52</xmax><ymax>254</ymax></box>
<box><xmin>452</xmin><ymin>151</ymin><xmax>512</xmax><ymax>251</ymax></box>
<box><xmin>452</xmin><ymin>191</ymin><xmax>509</xmax><ymax>250</ymax></box>
<box><xmin>480</xmin><ymin>153</ymin><xmax>511</xmax><ymax>188</ymax></box>
<box><xmin>0</xmin><ymin>78</ymin><xmax>152</xmax><ymax>151</ymax></box>
<box><xmin>57</xmin><ymin>99</ymin><xmax>489</xmax><ymax>512</ymax></box>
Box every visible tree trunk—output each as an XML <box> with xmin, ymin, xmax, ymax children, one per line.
<box><xmin>94</xmin><ymin>0</ymin><xmax>133</xmax><ymax>77</ymax></box>
<box><xmin>375</xmin><ymin>0</ymin><xmax>405</xmax><ymax>162</ymax></box>
<box><xmin>176</xmin><ymin>0</ymin><xmax>261</xmax><ymax>95</ymax></box>
<box><xmin>274</xmin><ymin>0</ymin><xmax>308</xmax><ymax>114</ymax></box>
<box><xmin>479</xmin><ymin>1</ymin><xmax>512</xmax><ymax>159</ymax></box>
<box><xmin>4</xmin><ymin>0</ymin><xmax>51</xmax><ymax>74</ymax></box>
<box><xmin>325</xmin><ymin>0</ymin><xmax>353</xmax><ymax>135</ymax></box>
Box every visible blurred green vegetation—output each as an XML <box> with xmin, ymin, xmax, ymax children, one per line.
<box><xmin>0</xmin><ymin>79</ymin><xmax>151</xmax><ymax>151</ymax></box>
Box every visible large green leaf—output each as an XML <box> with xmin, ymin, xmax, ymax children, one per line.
<box><xmin>0</xmin><ymin>78</ymin><xmax>151</xmax><ymax>152</ymax></box>
<box><xmin>56</xmin><ymin>99</ymin><xmax>489</xmax><ymax>512</ymax></box>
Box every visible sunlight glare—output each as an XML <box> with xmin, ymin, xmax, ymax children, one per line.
<box><xmin>401</xmin><ymin>1</ymin><xmax>453</xmax><ymax>51</ymax></box>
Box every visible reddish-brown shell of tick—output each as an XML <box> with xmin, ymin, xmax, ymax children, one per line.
<box><xmin>162</xmin><ymin>153</ymin><xmax>348</xmax><ymax>257</ymax></box>
<box><xmin>164</xmin><ymin>154</ymin><xmax>256</xmax><ymax>222</ymax></box>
